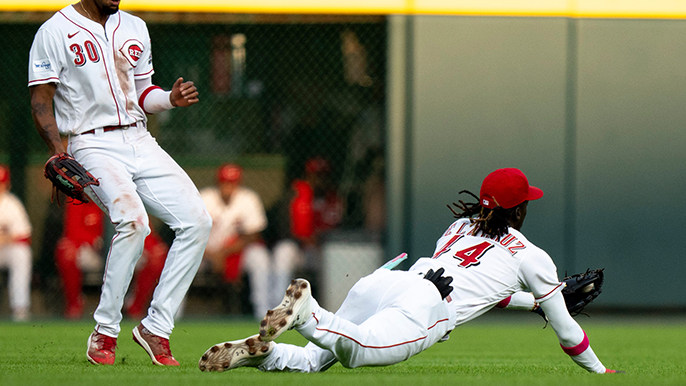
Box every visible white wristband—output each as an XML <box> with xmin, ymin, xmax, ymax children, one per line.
<box><xmin>138</xmin><ymin>86</ymin><xmax>174</xmax><ymax>114</ymax></box>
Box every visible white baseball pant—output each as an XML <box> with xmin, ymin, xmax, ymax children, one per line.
<box><xmin>68</xmin><ymin>123</ymin><xmax>212</xmax><ymax>339</ymax></box>
<box><xmin>270</xmin><ymin>239</ymin><xmax>302</xmax><ymax>306</ymax></box>
<box><xmin>0</xmin><ymin>243</ymin><xmax>32</xmax><ymax>318</ymax></box>
<box><xmin>259</xmin><ymin>269</ymin><xmax>455</xmax><ymax>371</ymax></box>
<box><xmin>241</xmin><ymin>243</ymin><xmax>271</xmax><ymax>319</ymax></box>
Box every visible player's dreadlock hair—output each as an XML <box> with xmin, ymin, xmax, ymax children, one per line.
<box><xmin>447</xmin><ymin>190</ymin><xmax>518</xmax><ymax>240</ymax></box>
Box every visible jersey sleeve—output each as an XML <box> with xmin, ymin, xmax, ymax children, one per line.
<box><xmin>517</xmin><ymin>248</ymin><xmax>564</xmax><ymax>303</ymax></box>
<box><xmin>133</xmin><ymin>22</ymin><xmax>154</xmax><ymax>79</ymax></box>
<box><xmin>28</xmin><ymin>28</ymin><xmax>62</xmax><ymax>87</ymax></box>
<box><xmin>7</xmin><ymin>196</ymin><xmax>32</xmax><ymax>239</ymax></box>
<box><xmin>241</xmin><ymin>191</ymin><xmax>268</xmax><ymax>234</ymax></box>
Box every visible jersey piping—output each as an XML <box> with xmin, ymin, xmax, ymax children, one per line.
<box><xmin>312</xmin><ymin>313</ymin><xmax>450</xmax><ymax>349</ymax></box>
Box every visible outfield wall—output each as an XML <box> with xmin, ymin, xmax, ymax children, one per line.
<box><xmin>403</xmin><ymin>16</ymin><xmax>686</xmax><ymax>307</ymax></box>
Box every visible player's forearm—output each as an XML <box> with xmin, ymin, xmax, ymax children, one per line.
<box><xmin>30</xmin><ymin>84</ymin><xmax>64</xmax><ymax>155</ymax></box>
<box><xmin>541</xmin><ymin>292</ymin><xmax>606</xmax><ymax>373</ymax></box>
<box><xmin>496</xmin><ymin>291</ymin><xmax>537</xmax><ymax>310</ymax></box>
<box><xmin>135</xmin><ymin>78</ymin><xmax>174</xmax><ymax>114</ymax></box>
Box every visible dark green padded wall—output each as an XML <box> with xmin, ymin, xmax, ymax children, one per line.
<box><xmin>409</xmin><ymin>16</ymin><xmax>686</xmax><ymax>306</ymax></box>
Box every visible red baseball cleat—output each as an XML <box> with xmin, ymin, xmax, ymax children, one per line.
<box><xmin>86</xmin><ymin>330</ymin><xmax>117</xmax><ymax>365</ymax></box>
<box><xmin>132</xmin><ymin>324</ymin><xmax>180</xmax><ymax>366</ymax></box>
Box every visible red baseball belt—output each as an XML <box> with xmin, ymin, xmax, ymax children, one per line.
<box><xmin>82</xmin><ymin>122</ymin><xmax>137</xmax><ymax>135</ymax></box>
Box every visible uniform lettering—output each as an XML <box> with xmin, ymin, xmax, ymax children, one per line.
<box><xmin>71</xmin><ymin>41</ymin><xmax>100</xmax><ymax>66</ymax></box>
<box><xmin>499</xmin><ymin>234</ymin><xmax>515</xmax><ymax>247</ymax></box>
<box><xmin>453</xmin><ymin>241</ymin><xmax>493</xmax><ymax>268</ymax></box>
<box><xmin>442</xmin><ymin>222</ymin><xmax>458</xmax><ymax>237</ymax></box>
<box><xmin>507</xmin><ymin>241</ymin><xmax>526</xmax><ymax>255</ymax></box>
<box><xmin>433</xmin><ymin>234</ymin><xmax>464</xmax><ymax>259</ymax></box>
<box><xmin>70</xmin><ymin>43</ymin><xmax>86</xmax><ymax>66</ymax></box>
<box><xmin>84</xmin><ymin>40</ymin><xmax>100</xmax><ymax>63</ymax></box>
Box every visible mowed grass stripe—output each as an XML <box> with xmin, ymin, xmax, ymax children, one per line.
<box><xmin>0</xmin><ymin>319</ymin><xmax>684</xmax><ymax>386</ymax></box>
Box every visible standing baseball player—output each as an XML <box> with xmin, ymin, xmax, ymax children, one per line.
<box><xmin>29</xmin><ymin>0</ymin><xmax>212</xmax><ymax>366</ymax></box>
<box><xmin>200</xmin><ymin>163</ymin><xmax>271</xmax><ymax>320</ymax></box>
<box><xmin>199</xmin><ymin>168</ymin><xmax>621</xmax><ymax>374</ymax></box>
<box><xmin>0</xmin><ymin>165</ymin><xmax>32</xmax><ymax>322</ymax></box>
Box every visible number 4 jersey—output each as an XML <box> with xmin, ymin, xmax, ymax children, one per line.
<box><xmin>28</xmin><ymin>5</ymin><xmax>151</xmax><ymax>135</ymax></box>
<box><xmin>409</xmin><ymin>218</ymin><xmax>564</xmax><ymax>327</ymax></box>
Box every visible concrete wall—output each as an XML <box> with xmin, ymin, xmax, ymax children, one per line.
<box><xmin>405</xmin><ymin>16</ymin><xmax>686</xmax><ymax>307</ymax></box>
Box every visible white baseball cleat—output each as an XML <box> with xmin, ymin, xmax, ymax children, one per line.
<box><xmin>198</xmin><ymin>334</ymin><xmax>274</xmax><ymax>372</ymax></box>
<box><xmin>259</xmin><ymin>278</ymin><xmax>313</xmax><ymax>341</ymax></box>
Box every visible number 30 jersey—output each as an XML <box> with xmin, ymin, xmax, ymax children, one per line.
<box><xmin>409</xmin><ymin>218</ymin><xmax>563</xmax><ymax>328</ymax></box>
<box><xmin>28</xmin><ymin>5</ymin><xmax>152</xmax><ymax>135</ymax></box>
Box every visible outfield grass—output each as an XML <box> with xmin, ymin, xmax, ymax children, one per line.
<box><xmin>0</xmin><ymin>316</ymin><xmax>684</xmax><ymax>386</ymax></box>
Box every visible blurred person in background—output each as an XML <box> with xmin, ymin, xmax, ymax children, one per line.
<box><xmin>271</xmin><ymin>157</ymin><xmax>344</xmax><ymax>301</ymax></box>
<box><xmin>0</xmin><ymin>165</ymin><xmax>32</xmax><ymax>322</ymax></box>
<box><xmin>55</xmin><ymin>200</ymin><xmax>170</xmax><ymax>321</ymax></box>
<box><xmin>200</xmin><ymin>163</ymin><xmax>271</xmax><ymax>320</ymax></box>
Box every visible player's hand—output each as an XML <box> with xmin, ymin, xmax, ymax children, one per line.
<box><xmin>423</xmin><ymin>267</ymin><xmax>454</xmax><ymax>300</ymax></box>
<box><xmin>170</xmin><ymin>77</ymin><xmax>199</xmax><ymax>107</ymax></box>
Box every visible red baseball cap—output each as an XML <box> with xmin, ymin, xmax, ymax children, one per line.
<box><xmin>217</xmin><ymin>163</ymin><xmax>243</xmax><ymax>183</ymax></box>
<box><xmin>0</xmin><ymin>165</ymin><xmax>9</xmax><ymax>184</ymax></box>
<box><xmin>479</xmin><ymin>168</ymin><xmax>543</xmax><ymax>209</ymax></box>
<box><xmin>305</xmin><ymin>157</ymin><xmax>330</xmax><ymax>174</ymax></box>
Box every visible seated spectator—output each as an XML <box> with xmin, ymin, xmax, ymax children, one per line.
<box><xmin>200</xmin><ymin>163</ymin><xmax>271</xmax><ymax>319</ymax></box>
<box><xmin>55</xmin><ymin>200</ymin><xmax>169</xmax><ymax>320</ymax></box>
<box><xmin>272</xmin><ymin>156</ymin><xmax>344</xmax><ymax>301</ymax></box>
<box><xmin>0</xmin><ymin>165</ymin><xmax>32</xmax><ymax>321</ymax></box>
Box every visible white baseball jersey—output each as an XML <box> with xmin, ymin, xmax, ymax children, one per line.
<box><xmin>28</xmin><ymin>5</ymin><xmax>151</xmax><ymax>134</ymax></box>
<box><xmin>200</xmin><ymin>186</ymin><xmax>268</xmax><ymax>253</ymax></box>
<box><xmin>0</xmin><ymin>192</ymin><xmax>32</xmax><ymax>240</ymax></box>
<box><xmin>409</xmin><ymin>217</ymin><xmax>563</xmax><ymax>328</ymax></box>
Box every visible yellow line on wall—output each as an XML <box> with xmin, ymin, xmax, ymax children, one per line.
<box><xmin>3</xmin><ymin>0</ymin><xmax>686</xmax><ymax>19</ymax></box>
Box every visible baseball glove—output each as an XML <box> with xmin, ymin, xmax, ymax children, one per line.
<box><xmin>44</xmin><ymin>153</ymin><xmax>99</xmax><ymax>204</ymax></box>
<box><xmin>532</xmin><ymin>268</ymin><xmax>604</xmax><ymax>327</ymax></box>
<box><xmin>561</xmin><ymin>268</ymin><xmax>604</xmax><ymax>316</ymax></box>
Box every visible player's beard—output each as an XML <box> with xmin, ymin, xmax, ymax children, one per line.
<box><xmin>96</xmin><ymin>0</ymin><xmax>119</xmax><ymax>15</ymax></box>
<box><xmin>102</xmin><ymin>4</ymin><xmax>119</xmax><ymax>15</ymax></box>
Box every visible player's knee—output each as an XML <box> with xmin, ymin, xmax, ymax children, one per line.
<box><xmin>118</xmin><ymin>215</ymin><xmax>151</xmax><ymax>242</ymax></box>
<box><xmin>336</xmin><ymin>352</ymin><xmax>360</xmax><ymax>369</ymax></box>
<box><xmin>172</xmin><ymin>208</ymin><xmax>212</xmax><ymax>241</ymax></box>
<box><xmin>191</xmin><ymin>210</ymin><xmax>212</xmax><ymax>239</ymax></box>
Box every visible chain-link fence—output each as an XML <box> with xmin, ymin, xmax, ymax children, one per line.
<box><xmin>0</xmin><ymin>13</ymin><xmax>387</xmax><ymax>320</ymax></box>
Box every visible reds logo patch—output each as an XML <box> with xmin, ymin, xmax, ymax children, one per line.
<box><xmin>119</xmin><ymin>39</ymin><xmax>145</xmax><ymax>67</ymax></box>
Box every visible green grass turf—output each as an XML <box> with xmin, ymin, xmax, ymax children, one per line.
<box><xmin>0</xmin><ymin>316</ymin><xmax>684</xmax><ymax>386</ymax></box>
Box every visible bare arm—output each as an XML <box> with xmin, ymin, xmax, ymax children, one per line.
<box><xmin>30</xmin><ymin>83</ymin><xmax>65</xmax><ymax>155</ymax></box>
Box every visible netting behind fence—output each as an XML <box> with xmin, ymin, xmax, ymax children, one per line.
<box><xmin>0</xmin><ymin>13</ymin><xmax>387</xmax><ymax>320</ymax></box>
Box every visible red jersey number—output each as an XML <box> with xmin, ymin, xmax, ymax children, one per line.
<box><xmin>71</xmin><ymin>40</ymin><xmax>100</xmax><ymax>66</ymax></box>
<box><xmin>453</xmin><ymin>241</ymin><xmax>493</xmax><ymax>268</ymax></box>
